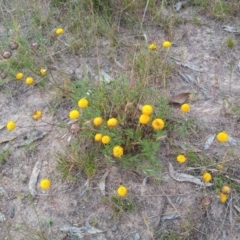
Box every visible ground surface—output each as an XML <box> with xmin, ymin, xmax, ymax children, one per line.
<box><xmin>1</xmin><ymin>1</ymin><xmax>240</xmax><ymax>240</ymax></box>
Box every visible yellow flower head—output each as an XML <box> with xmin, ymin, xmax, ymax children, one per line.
<box><xmin>78</xmin><ymin>98</ymin><xmax>88</xmax><ymax>108</ymax></box>
<box><xmin>107</xmin><ymin>118</ymin><xmax>118</xmax><ymax>128</ymax></box>
<box><xmin>216</xmin><ymin>131</ymin><xmax>228</xmax><ymax>143</ymax></box>
<box><xmin>117</xmin><ymin>185</ymin><xmax>127</xmax><ymax>197</ymax></box>
<box><xmin>56</xmin><ymin>28</ymin><xmax>64</xmax><ymax>35</ymax></box>
<box><xmin>181</xmin><ymin>103</ymin><xmax>190</xmax><ymax>113</ymax></box>
<box><xmin>32</xmin><ymin>110</ymin><xmax>43</xmax><ymax>121</ymax></box>
<box><xmin>40</xmin><ymin>68</ymin><xmax>47</xmax><ymax>76</ymax></box>
<box><xmin>221</xmin><ymin>185</ymin><xmax>231</xmax><ymax>195</ymax></box>
<box><xmin>202</xmin><ymin>172</ymin><xmax>212</xmax><ymax>182</ymax></box>
<box><xmin>16</xmin><ymin>72</ymin><xmax>24</xmax><ymax>80</ymax></box>
<box><xmin>162</xmin><ymin>41</ymin><xmax>172</xmax><ymax>48</ymax></box>
<box><xmin>219</xmin><ymin>192</ymin><xmax>228</xmax><ymax>203</ymax></box>
<box><xmin>25</xmin><ymin>77</ymin><xmax>34</xmax><ymax>85</ymax></box>
<box><xmin>39</xmin><ymin>178</ymin><xmax>51</xmax><ymax>190</ymax></box>
<box><xmin>113</xmin><ymin>146</ymin><xmax>124</xmax><ymax>158</ymax></box>
<box><xmin>152</xmin><ymin>118</ymin><xmax>165</xmax><ymax>130</ymax></box>
<box><xmin>149</xmin><ymin>43</ymin><xmax>157</xmax><ymax>50</ymax></box>
<box><xmin>176</xmin><ymin>154</ymin><xmax>186</xmax><ymax>163</ymax></box>
<box><xmin>6</xmin><ymin>121</ymin><xmax>16</xmax><ymax>131</ymax></box>
<box><xmin>94</xmin><ymin>133</ymin><xmax>103</xmax><ymax>142</ymax></box>
<box><xmin>142</xmin><ymin>105</ymin><xmax>153</xmax><ymax>115</ymax></box>
<box><xmin>93</xmin><ymin>117</ymin><xmax>103</xmax><ymax>127</ymax></box>
<box><xmin>69</xmin><ymin>110</ymin><xmax>80</xmax><ymax>120</ymax></box>
<box><xmin>101</xmin><ymin>135</ymin><xmax>110</xmax><ymax>144</ymax></box>
<box><xmin>139</xmin><ymin>114</ymin><xmax>150</xmax><ymax>124</ymax></box>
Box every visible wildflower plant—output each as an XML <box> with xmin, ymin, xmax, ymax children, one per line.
<box><xmin>59</xmin><ymin>76</ymin><xmax>172</xmax><ymax>178</ymax></box>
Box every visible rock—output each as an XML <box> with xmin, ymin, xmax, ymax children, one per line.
<box><xmin>133</xmin><ymin>232</ymin><xmax>141</xmax><ymax>240</ymax></box>
<box><xmin>9</xmin><ymin>206</ymin><xmax>15</xmax><ymax>218</ymax></box>
<box><xmin>111</xmin><ymin>225</ymin><xmax>118</xmax><ymax>232</ymax></box>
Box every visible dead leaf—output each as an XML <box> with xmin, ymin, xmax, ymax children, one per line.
<box><xmin>0</xmin><ymin>125</ymin><xmax>5</xmax><ymax>130</ymax></box>
<box><xmin>0</xmin><ymin>184</ymin><xmax>9</xmax><ymax>199</ymax></box>
<box><xmin>0</xmin><ymin>136</ymin><xmax>17</xmax><ymax>144</ymax></box>
<box><xmin>28</xmin><ymin>160</ymin><xmax>42</xmax><ymax>197</ymax></box>
<box><xmin>140</xmin><ymin>177</ymin><xmax>148</xmax><ymax>196</ymax></box>
<box><xmin>203</xmin><ymin>134</ymin><xmax>215</xmax><ymax>150</ymax></box>
<box><xmin>238</xmin><ymin>61</ymin><xmax>240</xmax><ymax>72</ymax></box>
<box><xmin>60</xmin><ymin>222</ymin><xmax>103</xmax><ymax>239</ymax></box>
<box><xmin>234</xmin><ymin>205</ymin><xmax>240</xmax><ymax>214</ymax></box>
<box><xmin>170</xmin><ymin>92</ymin><xmax>190</xmax><ymax>104</ymax></box>
<box><xmin>228</xmin><ymin>136</ymin><xmax>237</xmax><ymax>146</ymax></box>
<box><xmin>169</xmin><ymin>163</ymin><xmax>212</xmax><ymax>187</ymax></box>
<box><xmin>99</xmin><ymin>70</ymin><xmax>113</xmax><ymax>83</ymax></box>
<box><xmin>98</xmin><ymin>171</ymin><xmax>108</xmax><ymax>196</ymax></box>
<box><xmin>179</xmin><ymin>72</ymin><xmax>197</xmax><ymax>84</ymax></box>
<box><xmin>174</xmin><ymin>1</ymin><xmax>187</xmax><ymax>11</ymax></box>
<box><xmin>161</xmin><ymin>213</ymin><xmax>180</xmax><ymax>221</ymax></box>
<box><xmin>222</xmin><ymin>25</ymin><xmax>240</xmax><ymax>33</ymax></box>
<box><xmin>181</xmin><ymin>63</ymin><xmax>203</xmax><ymax>72</ymax></box>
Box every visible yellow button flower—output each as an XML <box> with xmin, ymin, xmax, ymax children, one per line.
<box><xmin>6</xmin><ymin>121</ymin><xmax>16</xmax><ymax>131</ymax></box>
<box><xmin>221</xmin><ymin>185</ymin><xmax>231</xmax><ymax>195</ymax></box>
<box><xmin>152</xmin><ymin>118</ymin><xmax>164</xmax><ymax>130</ymax></box>
<box><xmin>39</xmin><ymin>178</ymin><xmax>51</xmax><ymax>190</ymax></box>
<box><xmin>16</xmin><ymin>72</ymin><xmax>24</xmax><ymax>80</ymax></box>
<box><xmin>117</xmin><ymin>185</ymin><xmax>127</xmax><ymax>197</ymax></box>
<box><xmin>78</xmin><ymin>98</ymin><xmax>88</xmax><ymax>108</ymax></box>
<box><xmin>162</xmin><ymin>41</ymin><xmax>172</xmax><ymax>48</ymax></box>
<box><xmin>202</xmin><ymin>172</ymin><xmax>212</xmax><ymax>182</ymax></box>
<box><xmin>176</xmin><ymin>154</ymin><xmax>186</xmax><ymax>163</ymax></box>
<box><xmin>113</xmin><ymin>146</ymin><xmax>123</xmax><ymax>158</ymax></box>
<box><xmin>181</xmin><ymin>103</ymin><xmax>190</xmax><ymax>113</ymax></box>
<box><xmin>94</xmin><ymin>133</ymin><xmax>103</xmax><ymax>142</ymax></box>
<box><xmin>216</xmin><ymin>131</ymin><xmax>228</xmax><ymax>143</ymax></box>
<box><xmin>69</xmin><ymin>110</ymin><xmax>80</xmax><ymax>120</ymax></box>
<box><xmin>102</xmin><ymin>135</ymin><xmax>110</xmax><ymax>144</ymax></box>
<box><xmin>56</xmin><ymin>28</ymin><xmax>64</xmax><ymax>35</ymax></box>
<box><xmin>107</xmin><ymin>118</ymin><xmax>118</xmax><ymax>128</ymax></box>
<box><xmin>25</xmin><ymin>77</ymin><xmax>34</xmax><ymax>85</ymax></box>
<box><xmin>149</xmin><ymin>43</ymin><xmax>157</xmax><ymax>50</ymax></box>
<box><xmin>219</xmin><ymin>192</ymin><xmax>228</xmax><ymax>203</ymax></box>
<box><xmin>40</xmin><ymin>68</ymin><xmax>47</xmax><ymax>76</ymax></box>
<box><xmin>139</xmin><ymin>114</ymin><xmax>150</xmax><ymax>124</ymax></box>
<box><xmin>93</xmin><ymin>117</ymin><xmax>103</xmax><ymax>127</ymax></box>
<box><xmin>32</xmin><ymin>110</ymin><xmax>43</xmax><ymax>121</ymax></box>
<box><xmin>142</xmin><ymin>105</ymin><xmax>153</xmax><ymax>115</ymax></box>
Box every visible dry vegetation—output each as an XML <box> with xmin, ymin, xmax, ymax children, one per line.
<box><xmin>1</xmin><ymin>0</ymin><xmax>240</xmax><ymax>239</ymax></box>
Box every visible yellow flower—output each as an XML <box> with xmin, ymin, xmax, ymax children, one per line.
<box><xmin>142</xmin><ymin>105</ymin><xmax>153</xmax><ymax>115</ymax></box>
<box><xmin>40</xmin><ymin>68</ymin><xmax>47</xmax><ymax>76</ymax></box>
<box><xmin>107</xmin><ymin>118</ymin><xmax>118</xmax><ymax>128</ymax></box>
<box><xmin>69</xmin><ymin>110</ymin><xmax>80</xmax><ymax>120</ymax></box>
<box><xmin>139</xmin><ymin>114</ymin><xmax>150</xmax><ymax>124</ymax></box>
<box><xmin>6</xmin><ymin>121</ymin><xmax>16</xmax><ymax>131</ymax></box>
<box><xmin>216</xmin><ymin>131</ymin><xmax>228</xmax><ymax>143</ymax></box>
<box><xmin>162</xmin><ymin>41</ymin><xmax>172</xmax><ymax>48</ymax></box>
<box><xmin>219</xmin><ymin>192</ymin><xmax>228</xmax><ymax>203</ymax></box>
<box><xmin>181</xmin><ymin>103</ymin><xmax>190</xmax><ymax>113</ymax></box>
<box><xmin>32</xmin><ymin>110</ymin><xmax>43</xmax><ymax>121</ymax></box>
<box><xmin>102</xmin><ymin>135</ymin><xmax>110</xmax><ymax>144</ymax></box>
<box><xmin>56</xmin><ymin>28</ymin><xmax>64</xmax><ymax>35</ymax></box>
<box><xmin>16</xmin><ymin>72</ymin><xmax>24</xmax><ymax>80</ymax></box>
<box><xmin>176</xmin><ymin>154</ymin><xmax>186</xmax><ymax>163</ymax></box>
<box><xmin>202</xmin><ymin>172</ymin><xmax>212</xmax><ymax>182</ymax></box>
<box><xmin>117</xmin><ymin>185</ymin><xmax>127</xmax><ymax>197</ymax></box>
<box><xmin>25</xmin><ymin>77</ymin><xmax>34</xmax><ymax>85</ymax></box>
<box><xmin>149</xmin><ymin>43</ymin><xmax>157</xmax><ymax>50</ymax></box>
<box><xmin>39</xmin><ymin>178</ymin><xmax>51</xmax><ymax>190</ymax></box>
<box><xmin>94</xmin><ymin>133</ymin><xmax>103</xmax><ymax>142</ymax></box>
<box><xmin>152</xmin><ymin>118</ymin><xmax>164</xmax><ymax>130</ymax></box>
<box><xmin>113</xmin><ymin>146</ymin><xmax>123</xmax><ymax>158</ymax></box>
<box><xmin>93</xmin><ymin>117</ymin><xmax>103</xmax><ymax>127</ymax></box>
<box><xmin>78</xmin><ymin>98</ymin><xmax>88</xmax><ymax>108</ymax></box>
<box><xmin>221</xmin><ymin>185</ymin><xmax>231</xmax><ymax>195</ymax></box>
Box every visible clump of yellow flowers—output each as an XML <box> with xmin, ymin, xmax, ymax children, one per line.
<box><xmin>25</xmin><ymin>77</ymin><xmax>34</xmax><ymax>85</ymax></box>
<box><xmin>56</xmin><ymin>28</ymin><xmax>64</xmax><ymax>35</ymax></box>
<box><xmin>16</xmin><ymin>72</ymin><xmax>24</xmax><ymax>80</ymax></box>
<box><xmin>202</xmin><ymin>172</ymin><xmax>212</xmax><ymax>182</ymax></box>
<box><xmin>69</xmin><ymin>110</ymin><xmax>80</xmax><ymax>120</ymax></box>
<box><xmin>176</xmin><ymin>154</ymin><xmax>186</xmax><ymax>163</ymax></box>
<box><xmin>113</xmin><ymin>146</ymin><xmax>123</xmax><ymax>158</ymax></box>
<box><xmin>149</xmin><ymin>43</ymin><xmax>157</xmax><ymax>50</ymax></box>
<box><xmin>32</xmin><ymin>110</ymin><xmax>42</xmax><ymax>121</ymax></box>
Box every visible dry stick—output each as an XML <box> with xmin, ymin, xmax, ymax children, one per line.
<box><xmin>154</xmin><ymin>196</ymin><xmax>166</xmax><ymax>228</ymax></box>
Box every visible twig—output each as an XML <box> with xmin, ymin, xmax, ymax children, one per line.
<box><xmin>141</xmin><ymin>0</ymin><xmax>149</xmax><ymax>29</ymax></box>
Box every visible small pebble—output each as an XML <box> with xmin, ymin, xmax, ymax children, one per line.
<box><xmin>0</xmin><ymin>212</ymin><xmax>6</xmax><ymax>221</ymax></box>
<box><xmin>111</xmin><ymin>225</ymin><xmax>118</xmax><ymax>232</ymax></box>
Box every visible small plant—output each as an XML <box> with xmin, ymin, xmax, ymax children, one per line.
<box><xmin>226</xmin><ymin>37</ymin><xmax>235</xmax><ymax>48</ymax></box>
